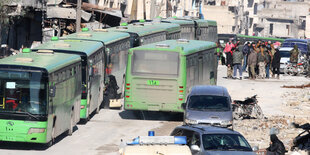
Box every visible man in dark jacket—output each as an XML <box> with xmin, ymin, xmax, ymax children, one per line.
<box><xmin>272</xmin><ymin>48</ymin><xmax>281</xmax><ymax>79</ymax></box>
<box><xmin>233</xmin><ymin>44</ymin><xmax>244</xmax><ymax>80</ymax></box>
<box><xmin>266</xmin><ymin>134</ymin><xmax>285</xmax><ymax>155</ymax></box>
<box><xmin>226</xmin><ymin>48</ymin><xmax>233</xmax><ymax>79</ymax></box>
<box><xmin>242</xmin><ymin>42</ymin><xmax>250</xmax><ymax>72</ymax></box>
<box><xmin>265</xmin><ymin>47</ymin><xmax>272</xmax><ymax>79</ymax></box>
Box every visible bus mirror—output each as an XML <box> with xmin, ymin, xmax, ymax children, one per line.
<box><xmin>49</xmin><ymin>85</ymin><xmax>56</xmax><ymax>97</ymax></box>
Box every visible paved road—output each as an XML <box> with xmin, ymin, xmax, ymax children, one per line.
<box><xmin>0</xmin><ymin>65</ymin><xmax>308</xmax><ymax>155</ymax></box>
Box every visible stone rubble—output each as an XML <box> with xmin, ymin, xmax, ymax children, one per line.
<box><xmin>235</xmin><ymin>87</ymin><xmax>310</xmax><ymax>154</ymax></box>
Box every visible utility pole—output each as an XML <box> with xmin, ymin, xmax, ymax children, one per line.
<box><xmin>239</xmin><ymin>0</ymin><xmax>244</xmax><ymax>34</ymax></box>
<box><xmin>130</xmin><ymin>0</ymin><xmax>137</xmax><ymax>20</ymax></box>
<box><xmin>76</xmin><ymin>0</ymin><xmax>82</xmax><ymax>32</ymax></box>
<box><xmin>143</xmin><ymin>0</ymin><xmax>146</xmax><ymax>19</ymax></box>
<box><xmin>234</xmin><ymin>1</ymin><xmax>239</xmax><ymax>34</ymax></box>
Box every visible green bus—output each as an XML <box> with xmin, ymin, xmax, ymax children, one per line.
<box><xmin>33</xmin><ymin>39</ymin><xmax>104</xmax><ymax>122</ymax></box>
<box><xmin>161</xmin><ymin>17</ymin><xmax>218</xmax><ymax>42</ymax></box>
<box><xmin>61</xmin><ymin>29</ymin><xmax>131</xmax><ymax>106</ymax></box>
<box><xmin>218</xmin><ymin>34</ymin><xmax>284</xmax><ymax>44</ymax></box>
<box><xmin>108</xmin><ymin>23</ymin><xmax>167</xmax><ymax>47</ymax></box>
<box><xmin>162</xmin><ymin>17</ymin><xmax>196</xmax><ymax>40</ymax></box>
<box><xmin>194</xmin><ymin>19</ymin><xmax>218</xmax><ymax>42</ymax></box>
<box><xmin>236</xmin><ymin>34</ymin><xmax>284</xmax><ymax>43</ymax></box>
<box><xmin>0</xmin><ymin>49</ymin><xmax>82</xmax><ymax>144</ymax></box>
<box><xmin>124</xmin><ymin>39</ymin><xmax>217</xmax><ymax>112</ymax></box>
<box><xmin>153</xmin><ymin>22</ymin><xmax>181</xmax><ymax>40</ymax></box>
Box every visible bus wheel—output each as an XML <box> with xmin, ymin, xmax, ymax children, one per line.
<box><xmin>67</xmin><ymin>113</ymin><xmax>74</xmax><ymax>136</ymax></box>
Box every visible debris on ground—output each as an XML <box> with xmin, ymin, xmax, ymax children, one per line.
<box><xmin>235</xmin><ymin>88</ymin><xmax>310</xmax><ymax>153</ymax></box>
<box><xmin>235</xmin><ymin>116</ymin><xmax>309</xmax><ymax>152</ymax></box>
<box><xmin>282</xmin><ymin>83</ymin><xmax>310</xmax><ymax>89</ymax></box>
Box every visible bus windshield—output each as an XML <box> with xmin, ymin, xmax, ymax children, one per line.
<box><xmin>188</xmin><ymin>95</ymin><xmax>230</xmax><ymax>111</ymax></box>
<box><xmin>0</xmin><ymin>70</ymin><xmax>47</xmax><ymax>115</ymax></box>
<box><xmin>132</xmin><ymin>50</ymin><xmax>179</xmax><ymax>77</ymax></box>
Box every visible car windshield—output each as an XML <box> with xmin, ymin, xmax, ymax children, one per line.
<box><xmin>280</xmin><ymin>51</ymin><xmax>290</xmax><ymax>58</ymax></box>
<box><xmin>202</xmin><ymin>134</ymin><xmax>252</xmax><ymax>151</ymax></box>
<box><xmin>0</xmin><ymin>70</ymin><xmax>47</xmax><ymax>115</ymax></box>
<box><xmin>188</xmin><ymin>95</ymin><xmax>230</xmax><ymax>111</ymax></box>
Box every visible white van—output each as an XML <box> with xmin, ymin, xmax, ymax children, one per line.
<box><xmin>119</xmin><ymin>132</ymin><xmax>191</xmax><ymax>155</ymax></box>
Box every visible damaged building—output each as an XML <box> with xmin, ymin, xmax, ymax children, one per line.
<box><xmin>202</xmin><ymin>0</ymin><xmax>310</xmax><ymax>38</ymax></box>
<box><xmin>0</xmin><ymin>0</ymin><xmax>127</xmax><ymax>57</ymax></box>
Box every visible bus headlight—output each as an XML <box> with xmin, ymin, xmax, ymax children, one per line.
<box><xmin>28</xmin><ymin>128</ymin><xmax>45</xmax><ymax>134</ymax></box>
<box><xmin>184</xmin><ymin>119</ymin><xmax>198</xmax><ymax>124</ymax></box>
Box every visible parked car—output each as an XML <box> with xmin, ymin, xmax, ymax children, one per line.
<box><xmin>279</xmin><ymin>47</ymin><xmax>293</xmax><ymax>73</ymax></box>
<box><xmin>182</xmin><ymin>85</ymin><xmax>233</xmax><ymax>128</ymax></box>
<box><xmin>282</xmin><ymin>39</ymin><xmax>309</xmax><ymax>55</ymax></box>
<box><xmin>170</xmin><ymin>125</ymin><xmax>256</xmax><ymax>155</ymax></box>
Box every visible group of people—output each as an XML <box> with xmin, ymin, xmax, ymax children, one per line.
<box><xmin>217</xmin><ymin>39</ymin><xmax>299</xmax><ymax>80</ymax></box>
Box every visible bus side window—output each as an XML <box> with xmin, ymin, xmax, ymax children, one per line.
<box><xmin>62</xmin><ymin>71</ymin><xmax>65</xmax><ymax>81</ymax></box>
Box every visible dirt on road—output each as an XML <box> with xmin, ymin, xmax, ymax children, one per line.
<box><xmin>216</xmin><ymin>65</ymin><xmax>310</xmax><ymax>153</ymax></box>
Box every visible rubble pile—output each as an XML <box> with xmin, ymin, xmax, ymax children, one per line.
<box><xmin>235</xmin><ymin>116</ymin><xmax>309</xmax><ymax>151</ymax></box>
<box><xmin>235</xmin><ymin>88</ymin><xmax>310</xmax><ymax>153</ymax></box>
<box><xmin>281</xmin><ymin>88</ymin><xmax>310</xmax><ymax>116</ymax></box>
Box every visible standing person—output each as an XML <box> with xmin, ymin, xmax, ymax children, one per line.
<box><xmin>216</xmin><ymin>42</ymin><xmax>223</xmax><ymax>65</ymax></box>
<box><xmin>257</xmin><ymin>44</ymin><xmax>266</xmax><ymax>79</ymax></box>
<box><xmin>269</xmin><ymin>44</ymin><xmax>276</xmax><ymax>77</ymax></box>
<box><xmin>265</xmin><ymin>46</ymin><xmax>272</xmax><ymax>79</ymax></box>
<box><xmin>272</xmin><ymin>48</ymin><xmax>281</xmax><ymax>79</ymax></box>
<box><xmin>242</xmin><ymin>42</ymin><xmax>250</xmax><ymax>72</ymax></box>
<box><xmin>224</xmin><ymin>40</ymin><xmax>234</xmax><ymax>53</ymax></box>
<box><xmin>290</xmin><ymin>45</ymin><xmax>299</xmax><ymax>64</ymax></box>
<box><xmin>224</xmin><ymin>40</ymin><xmax>234</xmax><ymax>79</ymax></box>
<box><xmin>266</xmin><ymin>134</ymin><xmax>285</xmax><ymax>155</ymax></box>
<box><xmin>226</xmin><ymin>49</ymin><xmax>233</xmax><ymax>79</ymax></box>
<box><xmin>256</xmin><ymin>40</ymin><xmax>262</xmax><ymax>49</ymax></box>
<box><xmin>248</xmin><ymin>44</ymin><xmax>257</xmax><ymax>80</ymax></box>
<box><xmin>255</xmin><ymin>44</ymin><xmax>261</xmax><ymax>75</ymax></box>
<box><xmin>233</xmin><ymin>44</ymin><xmax>243</xmax><ymax>80</ymax></box>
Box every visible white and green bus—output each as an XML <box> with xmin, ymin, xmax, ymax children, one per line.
<box><xmin>0</xmin><ymin>49</ymin><xmax>82</xmax><ymax>145</ymax></box>
<box><xmin>124</xmin><ymin>39</ymin><xmax>217</xmax><ymax>112</ymax></box>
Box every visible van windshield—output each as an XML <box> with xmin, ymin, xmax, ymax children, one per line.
<box><xmin>131</xmin><ymin>50</ymin><xmax>179</xmax><ymax>77</ymax></box>
<box><xmin>188</xmin><ymin>95</ymin><xmax>230</xmax><ymax>111</ymax></box>
<box><xmin>280</xmin><ymin>51</ymin><xmax>290</xmax><ymax>58</ymax></box>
